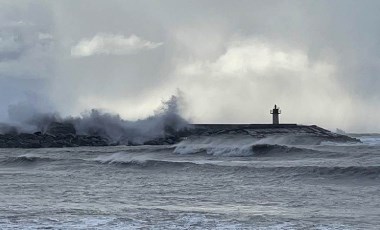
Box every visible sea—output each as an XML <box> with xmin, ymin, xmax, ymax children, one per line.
<box><xmin>0</xmin><ymin>134</ymin><xmax>379</xmax><ymax>229</ymax></box>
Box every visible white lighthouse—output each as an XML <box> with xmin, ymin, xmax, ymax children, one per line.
<box><xmin>270</xmin><ymin>104</ymin><xmax>281</xmax><ymax>124</ymax></box>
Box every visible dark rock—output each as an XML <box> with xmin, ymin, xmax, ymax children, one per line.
<box><xmin>3</xmin><ymin>134</ymin><xmax>16</xmax><ymax>140</ymax></box>
<box><xmin>0</xmin><ymin>124</ymin><xmax>18</xmax><ymax>135</ymax></box>
<box><xmin>125</xmin><ymin>140</ymin><xmax>139</xmax><ymax>146</ymax></box>
<box><xmin>110</xmin><ymin>142</ymin><xmax>120</xmax><ymax>146</ymax></box>
<box><xmin>18</xmin><ymin>133</ymin><xmax>39</xmax><ymax>140</ymax></box>
<box><xmin>46</xmin><ymin>122</ymin><xmax>76</xmax><ymax>136</ymax></box>
<box><xmin>165</xmin><ymin>138</ymin><xmax>175</xmax><ymax>145</ymax></box>
<box><xmin>20</xmin><ymin>139</ymin><xmax>42</xmax><ymax>148</ymax></box>
<box><xmin>143</xmin><ymin>139</ymin><xmax>162</xmax><ymax>145</ymax></box>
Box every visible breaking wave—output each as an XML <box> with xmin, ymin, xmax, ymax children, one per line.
<box><xmin>92</xmin><ymin>152</ymin><xmax>380</xmax><ymax>179</ymax></box>
<box><xmin>2</xmin><ymin>94</ymin><xmax>188</xmax><ymax>145</ymax></box>
<box><xmin>1</xmin><ymin>149</ymin><xmax>378</xmax><ymax>180</ymax></box>
<box><xmin>171</xmin><ymin>135</ymin><xmax>344</xmax><ymax>157</ymax></box>
<box><xmin>174</xmin><ymin>142</ymin><xmax>328</xmax><ymax>157</ymax></box>
<box><xmin>93</xmin><ymin>152</ymin><xmax>192</xmax><ymax>167</ymax></box>
<box><xmin>0</xmin><ymin>153</ymin><xmax>56</xmax><ymax>164</ymax></box>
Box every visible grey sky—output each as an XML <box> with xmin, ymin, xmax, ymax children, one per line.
<box><xmin>0</xmin><ymin>0</ymin><xmax>380</xmax><ymax>132</ymax></box>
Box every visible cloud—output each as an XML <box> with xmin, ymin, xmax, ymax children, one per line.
<box><xmin>177</xmin><ymin>40</ymin><xmax>314</xmax><ymax>76</ymax></box>
<box><xmin>71</xmin><ymin>34</ymin><xmax>163</xmax><ymax>57</ymax></box>
<box><xmin>1</xmin><ymin>0</ymin><xmax>380</xmax><ymax>132</ymax></box>
<box><xmin>0</xmin><ymin>34</ymin><xmax>24</xmax><ymax>61</ymax></box>
<box><xmin>38</xmin><ymin>33</ymin><xmax>53</xmax><ymax>40</ymax></box>
<box><xmin>170</xmin><ymin>37</ymin><xmax>351</xmax><ymax>128</ymax></box>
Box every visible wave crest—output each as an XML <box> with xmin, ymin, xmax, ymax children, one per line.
<box><xmin>93</xmin><ymin>152</ymin><xmax>190</xmax><ymax>167</ymax></box>
<box><xmin>0</xmin><ymin>153</ymin><xmax>55</xmax><ymax>165</ymax></box>
<box><xmin>92</xmin><ymin>152</ymin><xmax>380</xmax><ymax>179</ymax></box>
<box><xmin>174</xmin><ymin>142</ymin><xmax>319</xmax><ymax>157</ymax></box>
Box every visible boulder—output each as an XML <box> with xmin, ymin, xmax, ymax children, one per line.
<box><xmin>46</xmin><ymin>122</ymin><xmax>76</xmax><ymax>136</ymax></box>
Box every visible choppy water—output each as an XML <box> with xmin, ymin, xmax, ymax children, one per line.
<box><xmin>0</xmin><ymin>135</ymin><xmax>379</xmax><ymax>229</ymax></box>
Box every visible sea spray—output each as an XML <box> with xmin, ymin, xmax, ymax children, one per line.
<box><xmin>1</xmin><ymin>94</ymin><xmax>188</xmax><ymax>145</ymax></box>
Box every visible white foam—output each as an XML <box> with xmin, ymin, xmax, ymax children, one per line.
<box><xmin>94</xmin><ymin>152</ymin><xmax>150</xmax><ymax>164</ymax></box>
<box><xmin>173</xmin><ymin>143</ymin><xmax>254</xmax><ymax>156</ymax></box>
<box><xmin>359</xmin><ymin>136</ymin><xmax>380</xmax><ymax>146</ymax></box>
<box><xmin>18</xmin><ymin>153</ymin><xmax>43</xmax><ymax>159</ymax></box>
<box><xmin>173</xmin><ymin>135</ymin><xmax>295</xmax><ymax>157</ymax></box>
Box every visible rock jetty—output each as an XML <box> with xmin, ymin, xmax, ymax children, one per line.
<box><xmin>0</xmin><ymin>122</ymin><xmax>108</xmax><ymax>148</ymax></box>
<box><xmin>0</xmin><ymin>122</ymin><xmax>359</xmax><ymax>148</ymax></box>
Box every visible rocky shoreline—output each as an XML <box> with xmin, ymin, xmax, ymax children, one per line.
<box><xmin>0</xmin><ymin>122</ymin><xmax>360</xmax><ymax>148</ymax></box>
<box><xmin>0</xmin><ymin>122</ymin><xmax>108</xmax><ymax>148</ymax></box>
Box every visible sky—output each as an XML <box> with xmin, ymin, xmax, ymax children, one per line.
<box><xmin>0</xmin><ymin>0</ymin><xmax>380</xmax><ymax>132</ymax></box>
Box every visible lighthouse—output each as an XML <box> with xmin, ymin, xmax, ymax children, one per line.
<box><xmin>270</xmin><ymin>104</ymin><xmax>281</xmax><ymax>124</ymax></box>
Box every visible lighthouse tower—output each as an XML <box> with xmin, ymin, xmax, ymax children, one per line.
<box><xmin>270</xmin><ymin>104</ymin><xmax>281</xmax><ymax>124</ymax></box>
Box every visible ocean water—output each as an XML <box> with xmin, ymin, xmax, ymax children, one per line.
<box><xmin>0</xmin><ymin>135</ymin><xmax>379</xmax><ymax>229</ymax></box>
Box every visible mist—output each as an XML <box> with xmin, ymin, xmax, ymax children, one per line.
<box><xmin>0</xmin><ymin>0</ymin><xmax>380</xmax><ymax>133</ymax></box>
<box><xmin>1</xmin><ymin>94</ymin><xmax>188</xmax><ymax>144</ymax></box>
